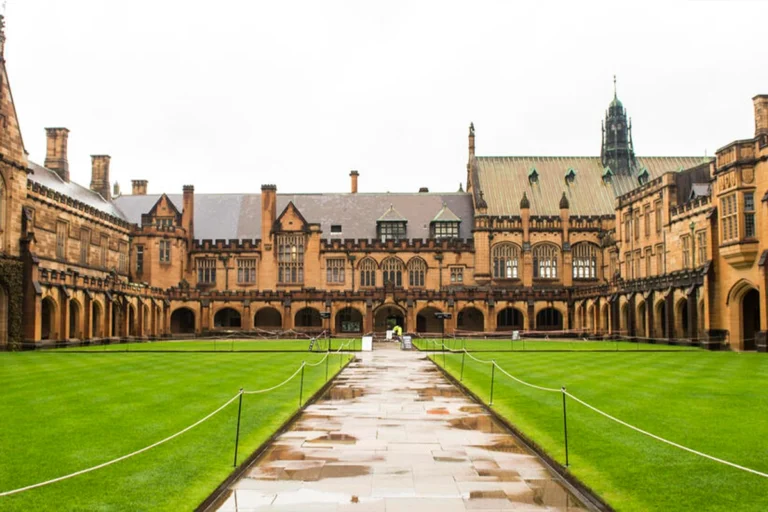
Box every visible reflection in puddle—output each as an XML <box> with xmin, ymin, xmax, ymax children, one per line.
<box><xmin>427</xmin><ymin>407</ymin><xmax>450</xmax><ymax>415</ymax></box>
<box><xmin>479</xmin><ymin>437</ymin><xmax>529</xmax><ymax>454</ymax></box>
<box><xmin>326</xmin><ymin>386</ymin><xmax>365</xmax><ymax>400</ymax></box>
<box><xmin>459</xmin><ymin>405</ymin><xmax>484</xmax><ymax>414</ymax></box>
<box><xmin>417</xmin><ymin>386</ymin><xmax>464</xmax><ymax>400</ymax></box>
<box><xmin>448</xmin><ymin>415</ymin><xmax>505</xmax><ymax>433</ymax></box>
<box><xmin>319</xmin><ymin>464</ymin><xmax>371</xmax><ymax>479</ymax></box>
<box><xmin>306</xmin><ymin>433</ymin><xmax>358</xmax><ymax>444</ymax></box>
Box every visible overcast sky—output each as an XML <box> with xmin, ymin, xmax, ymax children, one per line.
<box><xmin>5</xmin><ymin>1</ymin><xmax>768</xmax><ymax>196</ymax></box>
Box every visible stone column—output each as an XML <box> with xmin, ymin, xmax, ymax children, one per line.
<box><xmin>527</xmin><ymin>300</ymin><xmax>535</xmax><ymax>331</ymax></box>
<box><xmin>687</xmin><ymin>290</ymin><xmax>698</xmax><ymax>342</ymax></box>
<box><xmin>665</xmin><ymin>292</ymin><xmax>675</xmax><ymax>341</ymax></box>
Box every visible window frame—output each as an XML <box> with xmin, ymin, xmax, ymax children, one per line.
<box><xmin>159</xmin><ymin>239</ymin><xmax>171</xmax><ymax>263</ymax></box>
<box><xmin>197</xmin><ymin>258</ymin><xmax>217</xmax><ymax>285</ymax></box>
<box><xmin>277</xmin><ymin>233</ymin><xmax>305</xmax><ymax>284</ymax></box>
<box><xmin>326</xmin><ymin>257</ymin><xmax>346</xmax><ymax>284</ymax></box>
<box><xmin>237</xmin><ymin>258</ymin><xmax>257</xmax><ymax>284</ymax></box>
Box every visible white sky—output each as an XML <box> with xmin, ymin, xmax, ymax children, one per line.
<box><xmin>5</xmin><ymin>0</ymin><xmax>768</xmax><ymax>195</ymax></box>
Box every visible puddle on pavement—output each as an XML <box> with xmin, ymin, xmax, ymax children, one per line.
<box><xmin>459</xmin><ymin>405</ymin><xmax>484</xmax><ymax>414</ymax></box>
<box><xmin>427</xmin><ymin>407</ymin><xmax>450</xmax><ymax>415</ymax></box>
<box><xmin>477</xmin><ymin>437</ymin><xmax>529</xmax><ymax>454</ymax></box>
<box><xmin>319</xmin><ymin>465</ymin><xmax>371</xmax><ymax>479</ymax></box>
<box><xmin>306</xmin><ymin>433</ymin><xmax>358</xmax><ymax>444</ymax></box>
<box><xmin>448</xmin><ymin>415</ymin><xmax>505</xmax><ymax>433</ymax></box>
<box><xmin>261</xmin><ymin>446</ymin><xmax>306</xmax><ymax>462</ymax></box>
<box><xmin>326</xmin><ymin>387</ymin><xmax>365</xmax><ymax>400</ymax></box>
<box><xmin>417</xmin><ymin>387</ymin><xmax>464</xmax><ymax>400</ymax></box>
<box><xmin>527</xmin><ymin>479</ymin><xmax>588</xmax><ymax>509</ymax></box>
<box><xmin>469</xmin><ymin>490</ymin><xmax>508</xmax><ymax>500</ymax></box>
<box><xmin>477</xmin><ymin>468</ymin><xmax>522</xmax><ymax>481</ymax></box>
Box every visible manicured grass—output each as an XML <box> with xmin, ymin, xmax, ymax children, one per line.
<box><xmin>0</xmin><ymin>348</ymin><xmax>353</xmax><ymax>511</ymax></box>
<box><xmin>431</xmin><ymin>349</ymin><xmax>768</xmax><ymax>511</ymax></box>
<box><xmin>57</xmin><ymin>338</ymin><xmax>361</xmax><ymax>352</ymax></box>
<box><xmin>414</xmin><ymin>337</ymin><xmax>698</xmax><ymax>352</ymax></box>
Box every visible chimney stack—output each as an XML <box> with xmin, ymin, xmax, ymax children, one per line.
<box><xmin>45</xmin><ymin>128</ymin><xmax>70</xmax><ymax>182</ymax></box>
<box><xmin>132</xmin><ymin>179</ymin><xmax>148</xmax><ymax>195</ymax></box>
<box><xmin>113</xmin><ymin>181</ymin><xmax>121</xmax><ymax>197</ymax></box>
<box><xmin>753</xmin><ymin>95</ymin><xmax>768</xmax><ymax>136</ymax></box>
<box><xmin>419</xmin><ymin>187</ymin><xmax>429</xmax><ymax>193</ymax></box>
<box><xmin>181</xmin><ymin>185</ymin><xmax>195</xmax><ymax>245</ymax></box>
<box><xmin>261</xmin><ymin>184</ymin><xmax>277</xmax><ymax>239</ymax></box>
<box><xmin>90</xmin><ymin>155</ymin><xmax>111</xmax><ymax>200</ymax></box>
<box><xmin>350</xmin><ymin>170</ymin><xmax>359</xmax><ymax>194</ymax></box>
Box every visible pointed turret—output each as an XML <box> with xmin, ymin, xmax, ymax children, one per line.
<box><xmin>520</xmin><ymin>192</ymin><xmax>530</xmax><ymax>210</ymax></box>
<box><xmin>0</xmin><ymin>15</ymin><xmax>28</xmax><ymax>168</ymax></box>
<box><xmin>600</xmin><ymin>76</ymin><xmax>635</xmax><ymax>176</ymax></box>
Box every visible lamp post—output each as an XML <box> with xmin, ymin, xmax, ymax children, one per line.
<box><xmin>435</xmin><ymin>312</ymin><xmax>452</xmax><ymax>364</ymax></box>
<box><xmin>319</xmin><ymin>311</ymin><xmax>331</xmax><ymax>351</ymax></box>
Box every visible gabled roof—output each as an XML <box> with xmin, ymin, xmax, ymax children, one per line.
<box><xmin>113</xmin><ymin>192</ymin><xmax>473</xmax><ymax>241</ymax></box>
<box><xmin>147</xmin><ymin>193</ymin><xmax>181</xmax><ymax>218</ymax></box>
<box><xmin>377</xmin><ymin>204</ymin><xmax>407</xmax><ymax>223</ymax></box>
<box><xmin>689</xmin><ymin>183</ymin><xmax>711</xmax><ymax>200</ymax></box>
<box><xmin>432</xmin><ymin>202</ymin><xmax>461</xmax><ymax>223</ymax></box>
<box><xmin>473</xmin><ymin>156</ymin><xmax>712</xmax><ymax>216</ymax></box>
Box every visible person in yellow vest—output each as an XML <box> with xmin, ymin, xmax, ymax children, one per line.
<box><xmin>392</xmin><ymin>324</ymin><xmax>403</xmax><ymax>342</ymax></box>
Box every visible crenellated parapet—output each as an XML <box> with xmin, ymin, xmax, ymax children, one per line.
<box><xmin>319</xmin><ymin>237</ymin><xmax>474</xmax><ymax>253</ymax></box>
<box><xmin>192</xmin><ymin>239</ymin><xmax>263</xmax><ymax>252</ymax></box>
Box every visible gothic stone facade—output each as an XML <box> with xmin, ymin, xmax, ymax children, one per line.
<box><xmin>0</xmin><ymin>16</ymin><xmax>766</xmax><ymax>350</ymax></box>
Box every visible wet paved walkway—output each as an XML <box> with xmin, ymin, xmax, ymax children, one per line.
<box><xmin>215</xmin><ymin>345</ymin><xmax>588</xmax><ymax>511</ymax></box>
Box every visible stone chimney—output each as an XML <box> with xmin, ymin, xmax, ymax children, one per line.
<box><xmin>419</xmin><ymin>187</ymin><xmax>429</xmax><ymax>193</ymax></box>
<box><xmin>132</xmin><ymin>179</ymin><xmax>148</xmax><ymax>195</ymax></box>
<box><xmin>181</xmin><ymin>185</ymin><xmax>195</xmax><ymax>245</ymax></box>
<box><xmin>753</xmin><ymin>95</ymin><xmax>768</xmax><ymax>136</ymax></box>
<box><xmin>45</xmin><ymin>127</ymin><xmax>70</xmax><ymax>182</ymax></box>
<box><xmin>113</xmin><ymin>181</ymin><xmax>121</xmax><ymax>197</ymax></box>
<box><xmin>261</xmin><ymin>184</ymin><xmax>277</xmax><ymax>240</ymax></box>
<box><xmin>350</xmin><ymin>170</ymin><xmax>359</xmax><ymax>194</ymax></box>
<box><xmin>90</xmin><ymin>155</ymin><xmax>111</xmax><ymax>200</ymax></box>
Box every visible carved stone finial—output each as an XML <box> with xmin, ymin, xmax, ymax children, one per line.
<box><xmin>0</xmin><ymin>15</ymin><xmax>5</xmax><ymax>59</ymax></box>
<box><xmin>520</xmin><ymin>192</ymin><xmax>530</xmax><ymax>209</ymax></box>
<box><xmin>559</xmin><ymin>192</ymin><xmax>570</xmax><ymax>209</ymax></box>
<box><xmin>469</xmin><ymin>122</ymin><xmax>475</xmax><ymax>136</ymax></box>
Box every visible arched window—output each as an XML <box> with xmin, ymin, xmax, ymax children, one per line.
<box><xmin>533</xmin><ymin>243</ymin><xmax>559</xmax><ymax>279</ymax></box>
<box><xmin>572</xmin><ymin>242</ymin><xmax>598</xmax><ymax>279</ymax></box>
<box><xmin>407</xmin><ymin>258</ymin><xmax>426</xmax><ymax>287</ymax></box>
<box><xmin>359</xmin><ymin>258</ymin><xmax>377</xmax><ymax>287</ymax></box>
<box><xmin>382</xmin><ymin>257</ymin><xmax>404</xmax><ymax>287</ymax></box>
<box><xmin>492</xmin><ymin>243</ymin><xmax>520</xmax><ymax>279</ymax></box>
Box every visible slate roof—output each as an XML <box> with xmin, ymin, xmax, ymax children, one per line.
<box><xmin>474</xmin><ymin>156</ymin><xmax>712</xmax><ymax>217</ymax></box>
<box><xmin>113</xmin><ymin>192</ymin><xmax>473</xmax><ymax>241</ymax></box>
<box><xmin>28</xmin><ymin>161</ymin><xmax>127</xmax><ymax>220</ymax></box>
<box><xmin>432</xmin><ymin>203</ymin><xmax>461</xmax><ymax>222</ymax></box>
<box><xmin>689</xmin><ymin>183</ymin><xmax>711</xmax><ymax>200</ymax></box>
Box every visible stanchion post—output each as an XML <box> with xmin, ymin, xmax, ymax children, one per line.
<box><xmin>299</xmin><ymin>364</ymin><xmax>305</xmax><ymax>406</ymax></box>
<box><xmin>233</xmin><ymin>389</ymin><xmax>243</xmax><ymax>467</ymax></box>
<box><xmin>460</xmin><ymin>350</ymin><xmax>466</xmax><ymax>382</ymax></box>
<box><xmin>325</xmin><ymin>348</ymin><xmax>330</xmax><ymax>381</ymax></box>
<box><xmin>489</xmin><ymin>361</ymin><xmax>496</xmax><ymax>406</ymax></box>
<box><xmin>562</xmin><ymin>386</ymin><xmax>569</xmax><ymax>467</ymax></box>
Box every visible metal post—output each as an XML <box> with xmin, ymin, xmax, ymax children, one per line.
<box><xmin>489</xmin><ymin>362</ymin><xmax>496</xmax><ymax>406</ymax></box>
<box><xmin>233</xmin><ymin>389</ymin><xmax>243</xmax><ymax>467</ymax></box>
<box><xmin>562</xmin><ymin>386</ymin><xmax>569</xmax><ymax>467</ymax></box>
<box><xmin>460</xmin><ymin>350</ymin><xmax>466</xmax><ymax>382</ymax></box>
<box><xmin>299</xmin><ymin>364</ymin><xmax>305</xmax><ymax>406</ymax></box>
<box><xmin>325</xmin><ymin>346</ymin><xmax>330</xmax><ymax>381</ymax></box>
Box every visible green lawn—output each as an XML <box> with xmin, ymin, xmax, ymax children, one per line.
<box><xmin>55</xmin><ymin>337</ymin><xmax>361</xmax><ymax>352</ymax></box>
<box><xmin>414</xmin><ymin>337</ymin><xmax>698</xmax><ymax>352</ymax></box>
<box><xmin>0</xmin><ymin>348</ymin><xmax>353</xmax><ymax>511</ymax></box>
<box><xmin>432</xmin><ymin>349</ymin><xmax>768</xmax><ymax>511</ymax></box>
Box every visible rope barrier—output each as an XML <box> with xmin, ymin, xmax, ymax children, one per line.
<box><xmin>1</xmin><ymin>339</ymin><xmax>357</xmax><ymax>498</ymax></box>
<box><xmin>447</xmin><ymin>347</ymin><xmax>768</xmax><ymax>479</ymax></box>
<box><xmin>0</xmin><ymin>392</ymin><xmax>243</xmax><ymax>498</ymax></box>
<box><xmin>563</xmin><ymin>391</ymin><xmax>768</xmax><ymax>479</ymax></box>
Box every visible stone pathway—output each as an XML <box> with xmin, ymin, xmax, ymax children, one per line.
<box><xmin>215</xmin><ymin>345</ymin><xmax>589</xmax><ymax>511</ymax></box>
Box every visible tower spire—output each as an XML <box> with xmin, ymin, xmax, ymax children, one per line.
<box><xmin>613</xmin><ymin>74</ymin><xmax>617</xmax><ymax>99</ymax></box>
<box><xmin>0</xmin><ymin>13</ymin><xmax>6</xmax><ymax>60</ymax></box>
<box><xmin>600</xmin><ymin>77</ymin><xmax>635</xmax><ymax>175</ymax></box>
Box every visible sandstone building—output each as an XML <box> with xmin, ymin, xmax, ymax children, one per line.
<box><xmin>0</xmin><ymin>17</ymin><xmax>765</xmax><ymax>350</ymax></box>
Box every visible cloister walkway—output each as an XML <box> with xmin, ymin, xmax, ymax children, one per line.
<box><xmin>214</xmin><ymin>344</ymin><xmax>589</xmax><ymax>511</ymax></box>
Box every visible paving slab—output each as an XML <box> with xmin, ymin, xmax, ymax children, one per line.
<box><xmin>215</xmin><ymin>345</ymin><xmax>589</xmax><ymax>511</ymax></box>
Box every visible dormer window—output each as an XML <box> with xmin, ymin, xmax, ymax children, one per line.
<box><xmin>528</xmin><ymin>167</ymin><xmax>539</xmax><ymax>185</ymax></box>
<box><xmin>377</xmin><ymin>204</ymin><xmax>407</xmax><ymax>242</ymax></box>
<box><xmin>565</xmin><ymin>168</ymin><xmax>576</xmax><ymax>184</ymax></box>
<box><xmin>330</xmin><ymin>224</ymin><xmax>342</xmax><ymax>236</ymax></box>
<box><xmin>431</xmin><ymin>202</ymin><xmax>461</xmax><ymax>240</ymax></box>
<box><xmin>638</xmin><ymin>168</ymin><xmax>649</xmax><ymax>186</ymax></box>
<box><xmin>156</xmin><ymin>217</ymin><xmax>174</xmax><ymax>228</ymax></box>
<box><xmin>602</xmin><ymin>167</ymin><xmax>614</xmax><ymax>184</ymax></box>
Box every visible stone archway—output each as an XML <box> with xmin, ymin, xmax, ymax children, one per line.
<box><xmin>69</xmin><ymin>300</ymin><xmax>82</xmax><ymax>339</ymax></box>
<box><xmin>620</xmin><ymin>303</ymin><xmax>629</xmax><ymax>335</ymax></box>
<box><xmin>496</xmin><ymin>307</ymin><xmax>524</xmax><ymax>331</ymax></box>
<box><xmin>335</xmin><ymin>307</ymin><xmax>363</xmax><ymax>334</ymax></box>
<box><xmin>373</xmin><ymin>305</ymin><xmax>405</xmax><ymax>332</ymax></box>
<box><xmin>637</xmin><ymin>301</ymin><xmax>647</xmax><ymax>337</ymax></box>
<box><xmin>128</xmin><ymin>304</ymin><xmax>137</xmax><ymax>337</ymax></box>
<box><xmin>214</xmin><ymin>307</ymin><xmax>242</xmax><ymax>328</ymax></box>
<box><xmin>254</xmin><ymin>307</ymin><xmax>282</xmax><ymax>329</ymax></box>
<box><xmin>295</xmin><ymin>307</ymin><xmax>322</xmax><ymax>328</ymax></box>
<box><xmin>742</xmin><ymin>289</ymin><xmax>760</xmax><ymax>351</ymax></box>
<box><xmin>536</xmin><ymin>308</ymin><xmax>563</xmax><ymax>331</ymax></box>
<box><xmin>600</xmin><ymin>304</ymin><xmax>609</xmax><ymax>333</ymax></box>
<box><xmin>655</xmin><ymin>301</ymin><xmax>667</xmax><ymax>340</ymax></box>
<box><xmin>416</xmin><ymin>307</ymin><xmax>443</xmax><ymax>333</ymax></box>
<box><xmin>457</xmin><ymin>307</ymin><xmax>484</xmax><ymax>332</ymax></box>
<box><xmin>171</xmin><ymin>307</ymin><xmax>196</xmax><ymax>334</ymax></box>
<box><xmin>92</xmin><ymin>301</ymin><xmax>103</xmax><ymax>338</ymax></box>
<box><xmin>41</xmin><ymin>297</ymin><xmax>57</xmax><ymax>340</ymax></box>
